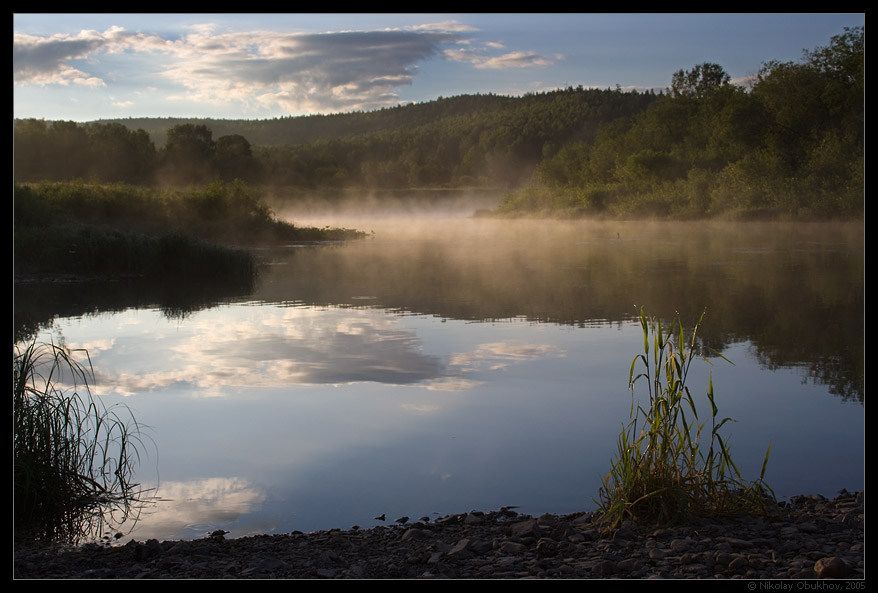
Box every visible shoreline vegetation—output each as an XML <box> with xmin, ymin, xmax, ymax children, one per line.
<box><xmin>596</xmin><ymin>310</ymin><xmax>775</xmax><ymax>532</ymax></box>
<box><xmin>14</xmin><ymin>340</ymin><xmax>150</xmax><ymax>545</ymax></box>
<box><xmin>13</xmin><ymin>180</ymin><xmax>368</xmax><ymax>284</ymax></box>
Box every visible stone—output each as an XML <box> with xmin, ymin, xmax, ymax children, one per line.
<box><xmin>499</xmin><ymin>541</ymin><xmax>527</xmax><ymax>554</ymax></box>
<box><xmin>13</xmin><ymin>491</ymin><xmax>864</xmax><ymax>580</ymax></box>
<box><xmin>510</xmin><ymin>519</ymin><xmax>541</xmax><ymax>540</ymax></box>
<box><xmin>814</xmin><ymin>556</ymin><xmax>850</xmax><ymax>579</ymax></box>
<box><xmin>448</xmin><ymin>539</ymin><xmax>473</xmax><ymax>558</ymax></box>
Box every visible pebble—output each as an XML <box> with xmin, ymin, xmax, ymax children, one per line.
<box><xmin>14</xmin><ymin>490</ymin><xmax>863</xmax><ymax>579</ymax></box>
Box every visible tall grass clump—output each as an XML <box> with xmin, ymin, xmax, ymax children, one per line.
<box><xmin>597</xmin><ymin>308</ymin><xmax>774</xmax><ymax>530</ymax></box>
<box><xmin>14</xmin><ymin>341</ymin><xmax>149</xmax><ymax>544</ymax></box>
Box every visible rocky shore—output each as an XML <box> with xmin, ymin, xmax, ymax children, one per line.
<box><xmin>14</xmin><ymin>490</ymin><xmax>863</xmax><ymax>580</ymax></box>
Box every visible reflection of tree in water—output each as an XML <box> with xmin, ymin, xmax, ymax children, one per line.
<box><xmin>682</xmin><ymin>318</ymin><xmax>863</xmax><ymax>405</ymax></box>
<box><xmin>263</xmin><ymin>222</ymin><xmax>863</xmax><ymax>404</ymax></box>
<box><xmin>15</xmin><ymin>221</ymin><xmax>863</xmax><ymax>404</ymax></box>
<box><xmin>14</xmin><ymin>274</ymin><xmax>255</xmax><ymax>344</ymax></box>
<box><xmin>753</xmin><ymin>345</ymin><xmax>863</xmax><ymax>405</ymax></box>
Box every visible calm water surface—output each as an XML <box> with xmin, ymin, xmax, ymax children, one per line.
<box><xmin>16</xmin><ymin>214</ymin><xmax>864</xmax><ymax>543</ymax></box>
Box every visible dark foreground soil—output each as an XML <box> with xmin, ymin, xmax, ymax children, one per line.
<box><xmin>14</xmin><ymin>490</ymin><xmax>863</xmax><ymax>580</ymax></box>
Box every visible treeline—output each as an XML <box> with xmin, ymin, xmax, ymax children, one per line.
<box><xmin>499</xmin><ymin>27</ymin><xmax>864</xmax><ymax>219</ymax></box>
<box><xmin>13</xmin><ymin>120</ymin><xmax>260</xmax><ymax>186</ymax></box>
<box><xmin>14</xmin><ymin>89</ymin><xmax>656</xmax><ymax>190</ymax></box>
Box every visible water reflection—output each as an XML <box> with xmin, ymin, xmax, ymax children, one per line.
<box><xmin>254</xmin><ymin>219</ymin><xmax>864</xmax><ymax>402</ymax></box>
<box><xmin>131</xmin><ymin>478</ymin><xmax>267</xmax><ymax>542</ymax></box>
<box><xmin>49</xmin><ymin>305</ymin><xmax>567</xmax><ymax>397</ymax></box>
<box><xmin>13</xmin><ymin>218</ymin><xmax>864</xmax><ymax>542</ymax></box>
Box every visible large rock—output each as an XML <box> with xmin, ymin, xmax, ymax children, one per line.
<box><xmin>814</xmin><ymin>557</ymin><xmax>850</xmax><ymax>579</ymax></box>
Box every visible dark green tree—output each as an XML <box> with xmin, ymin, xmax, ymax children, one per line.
<box><xmin>215</xmin><ymin>134</ymin><xmax>259</xmax><ymax>182</ymax></box>
<box><xmin>13</xmin><ymin>119</ymin><xmax>50</xmax><ymax>181</ymax></box>
<box><xmin>47</xmin><ymin>121</ymin><xmax>90</xmax><ymax>180</ymax></box>
<box><xmin>160</xmin><ymin>124</ymin><xmax>216</xmax><ymax>184</ymax></box>
<box><xmin>86</xmin><ymin>123</ymin><xmax>157</xmax><ymax>183</ymax></box>
<box><xmin>670</xmin><ymin>63</ymin><xmax>731</xmax><ymax>98</ymax></box>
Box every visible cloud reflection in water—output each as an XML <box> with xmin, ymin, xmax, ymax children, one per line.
<box><xmin>77</xmin><ymin>305</ymin><xmax>563</xmax><ymax>398</ymax></box>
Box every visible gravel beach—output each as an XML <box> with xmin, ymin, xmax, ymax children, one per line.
<box><xmin>14</xmin><ymin>490</ymin><xmax>864</xmax><ymax>580</ymax></box>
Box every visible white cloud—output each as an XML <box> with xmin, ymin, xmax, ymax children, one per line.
<box><xmin>443</xmin><ymin>47</ymin><xmax>558</xmax><ymax>71</ymax></box>
<box><xmin>475</xmin><ymin>51</ymin><xmax>557</xmax><ymax>70</ymax></box>
<box><xmin>412</xmin><ymin>20</ymin><xmax>478</xmax><ymax>33</ymax></box>
<box><xmin>12</xmin><ymin>27</ymin><xmax>170</xmax><ymax>86</ymax></box>
<box><xmin>13</xmin><ymin>21</ymin><xmax>557</xmax><ymax>115</ymax></box>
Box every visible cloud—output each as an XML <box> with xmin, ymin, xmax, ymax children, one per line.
<box><xmin>475</xmin><ymin>51</ymin><xmax>557</xmax><ymax>70</ymax></box>
<box><xmin>443</xmin><ymin>47</ymin><xmax>558</xmax><ymax>71</ymax></box>
<box><xmin>13</xmin><ymin>20</ymin><xmax>558</xmax><ymax>115</ymax></box>
<box><xmin>412</xmin><ymin>20</ymin><xmax>478</xmax><ymax>33</ymax></box>
<box><xmin>13</xmin><ymin>23</ymin><xmax>464</xmax><ymax>114</ymax></box>
<box><xmin>13</xmin><ymin>31</ymin><xmax>108</xmax><ymax>86</ymax></box>
<box><xmin>160</xmin><ymin>28</ymin><xmax>460</xmax><ymax>113</ymax></box>
<box><xmin>13</xmin><ymin>27</ymin><xmax>170</xmax><ymax>86</ymax></box>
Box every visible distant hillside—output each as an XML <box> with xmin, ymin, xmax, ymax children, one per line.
<box><xmin>91</xmin><ymin>90</ymin><xmax>645</xmax><ymax>148</ymax></box>
<box><xmin>497</xmin><ymin>26</ymin><xmax>863</xmax><ymax>219</ymax></box>
<box><xmin>16</xmin><ymin>88</ymin><xmax>657</xmax><ymax>190</ymax></box>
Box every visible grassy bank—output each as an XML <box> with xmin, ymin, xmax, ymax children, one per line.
<box><xmin>13</xmin><ymin>180</ymin><xmax>366</xmax><ymax>282</ymax></box>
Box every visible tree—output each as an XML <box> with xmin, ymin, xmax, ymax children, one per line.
<box><xmin>804</xmin><ymin>26</ymin><xmax>864</xmax><ymax>88</ymax></box>
<box><xmin>86</xmin><ymin>123</ymin><xmax>157</xmax><ymax>183</ymax></box>
<box><xmin>165</xmin><ymin>124</ymin><xmax>215</xmax><ymax>161</ymax></box>
<box><xmin>160</xmin><ymin>124</ymin><xmax>216</xmax><ymax>184</ymax></box>
<box><xmin>215</xmin><ymin>134</ymin><xmax>259</xmax><ymax>181</ymax></box>
<box><xmin>47</xmin><ymin>121</ymin><xmax>90</xmax><ymax>180</ymax></box>
<box><xmin>13</xmin><ymin>119</ymin><xmax>49</xmax><ymax>180</ymax></box>
<box><xmin>670</xmin><ymin>63</ymin><xmax>731</xmax><ymax>98</ymax></box>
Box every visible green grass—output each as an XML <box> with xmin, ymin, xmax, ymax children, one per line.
<box><xmin>14</xmin><ymin>341</ymin><xmax>150</xmax><ymax>544</ymax></box>
<box><xmin>13</xmin><ymin>179</ymin><xmax>368</xmax><ymax>245</ymax></box>
<box><xmin>13</xmin><ymin>180</ymin><xmax>366</xmax><ymax>283</ymax></box>
<box><xmin>596</xmin><ymin>308</ymin><xmax>774</xmax><ymax>531</ymax></box>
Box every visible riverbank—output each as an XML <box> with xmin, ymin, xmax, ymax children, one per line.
<box><xmin>14</xmin><ymin>490</ymin><xmax>863</xmax><ymax>579</ymax></box>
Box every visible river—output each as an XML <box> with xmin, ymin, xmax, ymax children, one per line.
<box><xmin>14</xmin><ymin>211</ymin><xmax>864</xmax><ymax>543</ymax></box>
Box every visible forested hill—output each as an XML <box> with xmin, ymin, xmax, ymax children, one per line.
<box><xmin>496</xmin><ymin>26</ymin><xmax>863</xmax><ymax>220</ymax></box>
<box><xmin>14</xmin><ymin>26</ymin><xmax>863</xmax><ymax>219</ymax></box>
<box><xmin>14</xmin><ymin>87</ymin><xmax>656</xmax><ymax>190</ymax></box>
<box><xmin>90</xmin><ymin>90</ymin><xmax>653</xmax><ymax>149</ymax></box>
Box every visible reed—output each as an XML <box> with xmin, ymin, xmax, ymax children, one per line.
<box><xmin>596</xmin><ymin>308</ymin><xmax>774</xmax><ymax>530</ymax></box>
<box><xmin>14</xmin><ymin>341</ymin><xmax>149</xmax><ymax>544</ymax></box>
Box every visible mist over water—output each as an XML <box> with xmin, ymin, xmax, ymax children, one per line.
<box><xmin>16</xmin><ymin>200</ymin><xmax>863</xmax><ymax>543</ymax></box>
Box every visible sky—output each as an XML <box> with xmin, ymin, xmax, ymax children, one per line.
<box><xmin>13</xmin><ymin>13</ymin><xmax>864</xmax><ymax>122</ymax></box>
